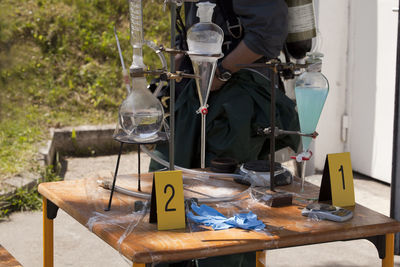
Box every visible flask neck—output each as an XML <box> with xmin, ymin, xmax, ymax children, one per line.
<box><xmin>130</xmin><ymin>46</ymin><xmax>146</xmax><ymax>70</ymax></box>
<box><xmin>131</xmin><ymin>77</ymin><xmax>148</xmax><ymax>91</ymax></box>
<box><xmin>198</xmin><ymin>14</ymin><xmax>212</xmax><ymax>23</ymax></box>
<box><xmin>306</xmin><ymin>62</ymin><xmax>322</xmax><ymax>73</ymax></box>
<box><xmin>196</xmin><ymin>2</ymin><xmax>215</xmax><ymax>23</ymax></box>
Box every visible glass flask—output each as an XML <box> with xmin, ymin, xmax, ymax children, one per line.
<box><xmin>187</xmin><ymin>2</ymin><xmax>223</xmax><ymax>55</ymax></box>
<box><xmin>115</xmin><ymin>0</ymin><xmax>164</xmax><ymax>143</ymax></box>
<box><xmin>187</xmin><ymin>1</ymin><xmax>224</xmax><ymax>108</ymax></box>
<box><xmin>186</xmin><ymin>1</ymin><xmax>224</xmax><ymax>168</ymax></box>
<box><xmin>295</xmin><ymin>52</ymin><xmax>329</xmax><ymax>152</ymax></box>
<box><xmin>117</xmin><ymin>77</ymin><xmax>164</xmax><ymax>142</ymax></box>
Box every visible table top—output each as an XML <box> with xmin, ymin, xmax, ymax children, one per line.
<box><xmin>0</xmin><ymin>245</ymin><xmax>22</xmax><ymax>267</ymax></box>
<box><xmin>38</xmin><ymin>173</ymin><xmax>400</xmax><ymax>263</ymax></box>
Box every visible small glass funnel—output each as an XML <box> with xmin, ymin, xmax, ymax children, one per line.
<box><xmin>295</xmin><ymin>52</ymin><xmax>329</xmax><ymax>152</ymax></box>
<box><xmin>187</xmin><ymin>1</ymin><xmax>224</xmax><ymax>168</ymax></box>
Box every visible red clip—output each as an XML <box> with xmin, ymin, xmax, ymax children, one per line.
<box><xmin>201</xmin><ymin>107</ymin><xmax>208</xmax><ymax>115</ymax></box>
<box><xmin>290</xmin><ymin>151</ymin><xmax>313</xmax><ymax>161</ymax></box>
<box><xmin>290</xmin><ymin>156</ymin><xmax>310</xmax><ymax>161</ymax></box>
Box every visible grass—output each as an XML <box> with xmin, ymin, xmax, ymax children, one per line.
<box><xmin>0</xmin><ymin>0</ymin><xmax>171</xmax><ymax>180</ymax></box>
<box><xmin>0</xmin><ymin>0</ymin><xmax>171</xmax><ymax>216</ymax></box>
<box><xmin>0</xmin><ymin>165</ymin><xmax>61</xmax><ymax>218</ymax></box>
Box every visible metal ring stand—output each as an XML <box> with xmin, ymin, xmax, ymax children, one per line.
<box><xmin>104</xmin><ymin>132</ymin><xmax>168</xmax><ymax>211</ymax></box>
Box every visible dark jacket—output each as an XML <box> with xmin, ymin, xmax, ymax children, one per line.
<box><xmin>183</xmin><ymin>0</ymin><xmax>288</xmax><ymax>58</ymax></box>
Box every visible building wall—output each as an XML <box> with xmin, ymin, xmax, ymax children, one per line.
<box><xmin>313</xmin><ymin>0</ymin><xmax>398</xmax><ymax>183</ymax></box>
<box><xmin>346</xmin><ymin>0</ymin><xmax>397</xmax><ymax>183</ymax></box>
<box><xmin>313</xmin><ymin>0</ymin><xmax>349</xmax><ymax>169</ymax></box>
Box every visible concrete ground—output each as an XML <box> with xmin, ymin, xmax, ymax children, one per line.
<box><xmin>0</xmin><ymin>152</ymin><xmax>399</xmax><ymax>267</ymax></box>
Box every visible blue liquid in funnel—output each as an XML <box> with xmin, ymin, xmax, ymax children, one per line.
<box><xmin>295</xmin><ymin>87</ymin><xmax>328</xmax><ymax>151</ymax></box>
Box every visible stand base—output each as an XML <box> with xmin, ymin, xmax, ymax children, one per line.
<box><xmin>261</xmin><ymin>190</ymin><xmax>293</xmax><ymax>207</ymax></box>
<box><xmin>105</xmin><ymin>132</ymin><xmax>168</xmax><ymax>211</ymax></box>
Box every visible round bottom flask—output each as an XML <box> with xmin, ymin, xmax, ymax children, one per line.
<box><xmin>117</xmin><ymin>77</ymin><xmax>164</xmax><ymax>142</ymax></box>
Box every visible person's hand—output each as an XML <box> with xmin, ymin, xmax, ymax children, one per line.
<box><xmin>174</xmin><ymin>53</ymin><xmax>184</xmax><ymax>70</ymax></box>
<box><xmin>209</xmin><ymin>41</ymin><xmax>263</xmax><ymax>91</ymax></box>
<box><xmin>210</xmin><ymin>75</ymin><xmax>226</xmax><ymax>91</ymax></box>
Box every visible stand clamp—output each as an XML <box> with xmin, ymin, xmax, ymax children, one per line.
<box><xmin>258</xmin><ymin>127</ymin><xmax>318</xmax><ymax>138</ymax></box>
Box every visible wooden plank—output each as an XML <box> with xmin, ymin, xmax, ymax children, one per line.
<box><xmin>38</xmin><ymin>174</ymin><xmax>400</xmax><ymax>263</ymax></box>
<box><xmin>0</xmin><ymin>245</ymin><xmax>22</xmax><ymax>267</ymax></box>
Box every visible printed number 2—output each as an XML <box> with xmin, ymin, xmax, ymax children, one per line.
<box><xmin>164</xmin><ymin>184</ymin><xmax>176</xmax><ymax>212</ymax></box>
<box><xmin>339</xmin><ymin>165</ymin><xmax>346</xmax><ymax>190</ymax></box>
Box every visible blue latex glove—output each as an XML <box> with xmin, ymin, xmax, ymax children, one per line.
<box><xmin>187</xmin><ymin>203</ymin><xmax>265</xmax><ymax>231</ymax></box>
<box><xmin>187</xmin><ymin>203</ymin><xmax>231</xmax><ymax>230</ymax></box>
<box><xmin>228</xmin><ymin>211</ymin><xmax>266</xmax><ymax>230</ymax></box>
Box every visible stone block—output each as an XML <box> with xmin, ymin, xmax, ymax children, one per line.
<box><xmin>3</xmin><ymin>173</ymin><xmax>37</xmax><ymax>191</ymax></box>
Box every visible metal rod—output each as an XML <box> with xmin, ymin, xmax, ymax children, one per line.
<box><xmin>138</xmin><ymin>144</ymin><xmax>141</xmax><ymax>192</ymax></box>
<box><xmin>201</xmin><ymin>113</ymin><xmax>206</xmax><ymax>169</ymax></box>
<box><xmin>278</xmin><ymin>129</ymin><xmax>318</xmax><ymax>138</ymax></box>
<box><xmin>169</xmin><ymin>3</ymin><xmax>176</xmax><ymax>171</ymax></box>
<box><xmin>105</xmin><ymin>142</ymin><xmax>124</xmax><ymax>211</ymax></box>
<box><xmin>270</xmin><ymin>66</ymin><xmax>277</xmax><ymax>191</ymax></box>
<box><xmin>114</xmin><ymin>26</ymin><xmax>126</xmax><ymax>72</ymax></box>
<box><xmin>259</xmin><ymin>127</ymin><xmax>318</xmax><ymax>138</ymax></box>
<box><xmin>390</xmin><ymin>0</ymin><xmax>400</xmax><ymax>255</ymax></box>
<box><xmin>114</xmin><ymin>26</ymin><xmax>131</xmax><ymax>94</ymax></box>
<box><xmin>236</xmin><ymin>62</ymin><xmax>309</xmax><ymax>70</ymax></box>
<box><xmin>301</xmin><ymin>161</ymin><xmax>306</xmax><ymax>192</ymax></box>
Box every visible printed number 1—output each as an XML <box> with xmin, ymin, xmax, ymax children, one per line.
<box><xmin>164</xmin><ymin>184</ymin><xmax>176</xmax><ymax>212</ymax></box>
<box><xmin>339</xmin><ymin>165</ymin><xmax>346</xmax><ymax>190</ymax></box>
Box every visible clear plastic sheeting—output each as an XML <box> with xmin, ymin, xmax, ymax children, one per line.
<box><xmin>141</xmin><ymin>145</ymin><xmax>297</xmax><ymax>188</ymax></box>
<box><xmin>301</xmin><ymin>203</ymin><xmax>354</xmax><ymax>223</ymax></box>
<box><xmin>83</xmin><ymin>172</ymin><xmax>290</xmax><ymax>265</ymax></box>
<box><xmin>97</xmin><ymin>176</ymin><xmax>250</xmax><ymax>204</ymax></box>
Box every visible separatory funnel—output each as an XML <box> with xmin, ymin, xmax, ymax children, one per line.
<box><xmin>115</xmin><ymin>0</ymin><xmax>164</xmax><ymax>142</ymax></box>
<box><xmin>187</xmin><ymin>1</ymin><xmax>224</xmax><ymax>168</ymax></box>
<box><xmin>295</xmin><ymin>52</ymin><xmax>329</xmax><ymax>191</ymax></box>
<box><xmin>295</xmin><ymin>52</ymin><xmax>329</xmax><ymax>152</ymax></box>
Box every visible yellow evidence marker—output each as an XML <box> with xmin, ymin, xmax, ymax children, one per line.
<box><xmin>319</xmin><ymin>152</ymin><xmax>355</xmax><ymax>207</ymax></box>
<box><xmin>154</xmin><ymin>170</ymin><xmax>186</xmax><ymax>230</ymax></box>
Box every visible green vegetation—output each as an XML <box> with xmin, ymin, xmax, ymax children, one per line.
<box><xmin>0</xmin><ymin>0</ymin><xmax>171</xmax><ymax>179</ymax></box>
<box><xmin>0</xmin><ymin>165</ymin><xmax>61</xmax><ymax>218</ymax></box>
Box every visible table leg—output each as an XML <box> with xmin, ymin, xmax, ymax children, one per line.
<box><xmin>43</xmin><ymin>197</ymin><xmax>54</xmax><ymax>267</ymax></box>
<box><xmin>382</xmin><ymin>233</ymin><xmax>394</xmax><ymax>267</ymax></box>
<box><xmin>132</xmin><ymin>263</ymin><xmax>145</xmax><ymax>267</ymax></box>
<box><xmin>256</xmin><ymin>251</ymin><xmax>266</xmax><ymax>267</ymax></box>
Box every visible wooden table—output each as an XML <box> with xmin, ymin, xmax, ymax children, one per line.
<box><xmin>0</xmin><ymin>245</ymin><xmax>22</xmax><ymax>267</ymax></box>
<box><xmin>38</xmin><ymin>173</ymin><xmax>400</xmax><ymax>267</ymax></box>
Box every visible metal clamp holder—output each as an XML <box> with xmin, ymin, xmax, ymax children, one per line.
<box><xmin>237</xmin><ymin>60</ymin><xmax>310</xmax><ymax>191</ymax></box>
<box><xmin>258</xmin><ymin>127</ymin><xmax>319</xmax><ymax>139</ymax></box>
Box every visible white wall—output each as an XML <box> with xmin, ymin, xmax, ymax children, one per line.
<box><xmin>347</xmin><ymin>0</ymin><xmax>397</xmax><ymax>183</ymax></box>
<box><xmin>313</xmin><ymin>0</ymin><xmax>398</xmax><ymax>183</ymax></box>
<box><xmin>313</xmin><ymin>0</ymin><xmax>349</xmax><ymax>169</ymax></box>
<box><xmin>347</xmin><ymin>0</ymin><xmax>379</xmax><ymax>177</ymax></box>
<box><xmin>372</xmin><ymin>0</ymin><xmax>397</xmax><ymax>182</ymax></box>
